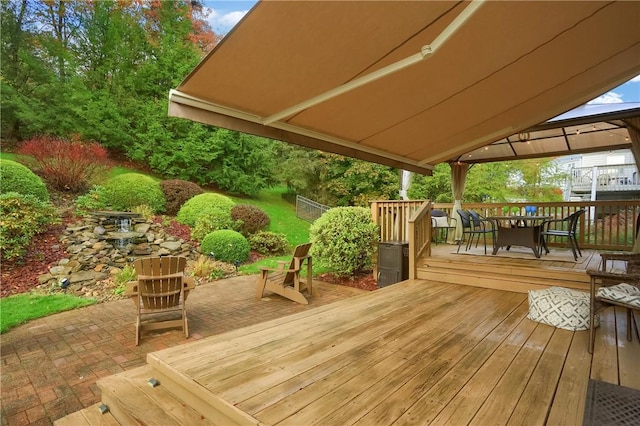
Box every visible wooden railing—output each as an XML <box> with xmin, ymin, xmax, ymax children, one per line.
<box><xmin>570</xmin><ymin>164</ymin><xmax>640</xmax><ymax>193</ymax></box>
<box><xmin>443</xmin><ymin>201</ymin><xmax>640</xmax><ymax>251</ymax></box>
<box><xmin>371</xmin><ymin>200</ymin><xmax>424</xmax><ymax>242</ymax></box>
<box><xmin>407</xmin><ymin>201</ymin><xmax>432</xmax><ymax>279</ymax></box>
<box><xmin>371</xmin><ymin>200</ymin><xmax>427</xmax><ymax>280</ymax></box>
<box><xmin>372</xmin><ymin>200</ymin><xmax>640</xmax><ymax>279</ymax></box>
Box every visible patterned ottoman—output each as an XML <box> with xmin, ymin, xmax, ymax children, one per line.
<box><xmin>527</xmin><ymin>286</ymin><xmax>599</xmax><ymax>331</ymax></box>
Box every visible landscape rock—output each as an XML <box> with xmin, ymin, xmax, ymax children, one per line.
<box><xmin>70</xmin><ymin>270</ymin><xmax>107</xmax><ymax>283</ymax></box>
<box><xmin>49</xmin><ymin>266</ymin><xmax>69</xmax><ymax>275</ymax></box>
<box><xmin>160</xmin><ymin>241</ymin><xmax>182</xmax><ymax>251</ymax></box>
<box><xmin>46</xmin><ymin>213</ymin><xmax>203</xmax><ymax>299</ymax></box>
<box><xmin>38</xmin><ymin>274</ymin><xmax>53</xmax><ymax>284</ymax></box>
<box><xmin>135</xmin><ymin>223</ymin><xmax>151</xmax><ymax>234</ymax></box>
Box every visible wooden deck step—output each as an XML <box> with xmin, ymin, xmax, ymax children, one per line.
<box><xmin>145</xmin><ymin>361</ymin><xmax>258</xmax><ymax>426</ymax></box>
<box><xmin>418</xmin><ymin>255</ymin><xmax>591</xmax><ymax>293</ymax></box>
<box><xmin>97</xmin><ymin>365</ymin><xmax>216</xmax><ymax>426</ymax></box>
<box><xmin>53</xmin><ymin>403</ymin><xmax>120</xmax><ymax>426</ymax></box>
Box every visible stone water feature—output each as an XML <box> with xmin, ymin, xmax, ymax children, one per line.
<box><xmin>37</xmin><ymin>211</ymin><xmax>200</xmax><ymax>300</ymax></box>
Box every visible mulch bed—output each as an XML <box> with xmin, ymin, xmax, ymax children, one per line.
<box><xmin>318</xmin><ymin>272</ymin><xmax>378</xmax><ymax>291</ymax></box>
<box><xmin>1</xmin><ymin>220</ymin><xmax>71</xmax><ymax>298</ymax></box>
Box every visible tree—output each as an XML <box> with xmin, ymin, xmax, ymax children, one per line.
<box><xmin>408</xmin><ymin>160</ymin><xmax>565</xmax><ymax>203</ymax></box>
<box><xmin>294</xmin><ymin>153</ymin><xmax>400</xmax><ymax>207</ymax></box>
<box><xmin>409</xmin><ymin>162</ymin><xmax>513</xmax><ymax>203</ymax></box>
<box><xmin>464</xmin><ymin>162</ymin><xmax>514</xmax><ymax>202</ymax></box>
<box><xmin>274</xmin><ymin>143</ymin><xmax>322</xmax><ymax>199</ymax></box>
<box><xmin>206</xmin><ymin>129</ymin><xmax>278</xmax><ymax>196</ymax></box>
<box><xmin>510</xmin><ymin>158</ymin><xmax>565</xmax><ymax>201</ymax></box>
<box><xmin>408</xmin><ymin>163</ymin><xmax>453</xmax><ymax>202</ymax></box>
<box><xmin>1</xmin><ymin>0</ymin><xmax>57</xmax><ymax>139</ymax></box>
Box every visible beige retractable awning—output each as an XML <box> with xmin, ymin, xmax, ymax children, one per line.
<box><xmin>168</xmin><ymin>0</ymin><xmax>640</xmax><ymax>175</ymax></box>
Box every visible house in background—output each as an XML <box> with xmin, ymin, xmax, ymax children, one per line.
<box><xmin>560</xmin><ymin>149</ymin><xmax>640</xmax><ymax>202</ymax></box>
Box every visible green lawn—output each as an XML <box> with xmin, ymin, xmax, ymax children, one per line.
<box><xmin>230</xmin><ymin>186</ymin><xmax>311</xmax><ymax>247</ymax></box>
<box><xmin>0</xmin><ymin>152</ymin><xmax>26</xmax><ymax>162</ymax></box>
<box><xmin>0</xmin><ymin>293</ymin><xmax>97</xmax><ymax>333</ymax></box>
<box><xmin>231</xmin><ymin>186</ymin><xmax>323</xmax><ymax>274</ymax></box>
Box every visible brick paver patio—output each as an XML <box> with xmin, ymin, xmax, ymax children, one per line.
<box><xmin>1</xmin><ymin>276</ymin><xmax>367</xmax><ymax>425</ymax></box>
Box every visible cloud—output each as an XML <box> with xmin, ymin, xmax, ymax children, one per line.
<box><xmin>630</xmin><ymin>74</ymin><xmax>640</xmax><ymax>83</ymax></box>
<box><xmin>587</xmin><ymin>91</ymin><xmax>624</xmax><ymax>104</ymax></box>
<box><xmin>205</xmin><ymin>7</ymin><xmax>249</xmax><ymax>34</ymax></box>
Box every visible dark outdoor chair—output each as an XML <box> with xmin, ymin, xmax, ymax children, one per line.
<box><xmin>457</xmin><ymin>209</ymin><xmax>495</xmax><ymax>254</ymax></box>
<box><xmin>539</xmin><ymin>209</ymin><xmax>586</xmax><ymax>261</ymax></box>
<box><xmin>431</xmin><ymin>210</ymin><xmax>457</xmax><ymax>245</ymax></box>
<box><xmin>586</xmin><ymin>252</ymin><xmax>640</xmax><ymax>353</ymax></box>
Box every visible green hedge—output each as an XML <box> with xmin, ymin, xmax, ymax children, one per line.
<box><xmin>0</xmin><ymin>192</ymin><xmax>60</xmax><ymax>259</ymax></box>
<box><xmin>200</xmin><ymin>230</ymin><xmax>250</xmax><ymax>263</ymax></box>
<box><xmin>176</xmin><ymin>193</ymin><xmax>235</xmax><ymax>227</ymax></box>
<box><xmin>309</xmin><ymin>207</ymin><xmax>379</xmax><ymax>277</ymax></box>
<box><xmin>102</xmin><ymin>173</ymin><xmax>165</xmax><ymax>213</ymax></box>
<box><xmin>0</xmin><ymin>159</ymin><xmax>49</xmax><ymax>201</ymax></box>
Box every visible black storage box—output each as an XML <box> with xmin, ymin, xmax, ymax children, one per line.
<box><xmin>377</xmin><ymin>241</ymin><xmax>409</xmax><ymax>287</ymax></box>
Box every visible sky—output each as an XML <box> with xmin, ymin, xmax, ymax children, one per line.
<box><xmin>587</xmin><ymin>75</ymin><xmax>640</xmax><ymax>104</ymax></box>
<box><xmin>203</xmin><ymin>1</ymin><xmax>256</xmax><ymax>35</ymax></box>
<box><xmin>202</xmin><ymin>1</ymin><xmax>640</xmax><ymax>104</ymax></box>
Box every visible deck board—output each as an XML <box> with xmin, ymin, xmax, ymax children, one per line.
<box><xmin>294</xmin><ymin>292</ymin><xmax>525</xmax><ymax>426</ymax></box>
<box><xmin>387</xmin><ymin>301</ymin><xmax>533</xmax><ymax>426</ymax></box>
<box><xmin>468</xmin><ymin>324</ymin><xmax>555</xmax><ymax>425</ymax></box>
<box><xmin>147</xmin><ymin>275</ymin><xmax>638</xmax><ymax>425</ymax></box>
<box><xmin>428</xmin><ymin>244</ymin><xmax>599</xmax><ymax>274</ymax></box>
<box><xmin>506</xmin><ymin>328</ymin><xmax>573</xmax><ymax>426</ymax></box>
<box><xmin>239</xmin><ymin>286</ymin><xmax>484</xmax><ymax>418</ymax></box>
<box><xmin>546</xmin><ymin>331</ymin><xmax>591</xmax><ymax>426</ymax></box>
<box><xmin>252</xmin><ymin>288</ymin><xmax>509</xmax><ymax>424</ymax></box>
<box><xmin>590</xmin><ymin>309</ymin><xmax>620</xmax><ymax>384</ymax></box>
<box><xmin>426</xmin><ymin>307</ymin><xmax>536</xmax><ymax>425</ymax></box>
<box><xmin>615</xmin><ymin>307</ymin><xmax>640</xmax><ymax>389</ymax></box>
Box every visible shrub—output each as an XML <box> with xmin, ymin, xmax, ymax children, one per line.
<box><xmin>74</xmin><ymin>185</ymin><xmax>109</xmax><ymax>215</ymax></box>
<box><xmin>190</xmin><ymin>255</ymin><xmax>237</xmax><ymax>280</ymax></box>
<box><xmin>0</xmin><ymin>159</ymin><xmax>49</xmax><ymax>201</ymax></box>
<box><xmin>309</xmin><ymin>207</ymin><xmax>379</xmax><ymax>277</ymax></box>
<box><xmin>112</xmin><ymin>264</ymin><xmax>137</xmax><ymax>296</ymax></box>
<box><xmin>176</xmin><ymin>193</ymin><xmax>235</xmax><ymax>227</ymax></box>
<box><xmin>0</xmin><ymin>192</ymin><xmax>60</xmax><ymax>260</ymax></box>
<box><xmin>191</xmin><ymin>209</ymin><xmax>237</xmax><ymax>242</ymax></box>
<box><xmin>160</xmin><ymin>179</ymin><xmax>204</xmax><ymax>216</ymax></box>
<box><xmin>102</xmin><ymin>173</ymin><xmax>165</xmax><ymax>213</ymax></box>
<box><xmin>200</xmin><ymin>230</ymin><xmax>250</xmax><ymax>263</ymax></box>
<box><xmin>249</xmin><ymin>231</ymin><xmax>289</xmax><ymax>255</ymax></box>
<box><xmin>131</xmin><ymin>204</ymin><xmax>155</xmax><ymax>220</ymax></box>
<box><xmin>17</xmin><ymin>135</ymin><xmax>112</xmax><ymax>193</ymax></box>
<box><xmin>190</xmin><ymin>255</ymin><xmax>218</xmax><ymax>279</ymax></box>
<box><xmin>231</xmin><ymin>204</ymin><xmax>270</xmax><ymax>236</ymax></box>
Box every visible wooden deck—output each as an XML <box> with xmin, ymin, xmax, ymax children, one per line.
<box><xmin>419</xmin><ymin>244</ymin><xmax>604</xmax><ymax>293</ymax></box>
<box><xmin>57</xmin><ymin>248</ymin><xmax>639</xmax><ymax>425</ymax></box>
<box><xmin>138</xmin><ymin>280</ymin><xmax>636</xmax><ymax>425</ymax></box>
<box><xmin>428</xmin><ymin>243</ymin><xmax>603</xmax><ymax>272</ymax></box>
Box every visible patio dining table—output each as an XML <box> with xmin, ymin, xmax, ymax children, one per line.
<box><xmin>487</xmin><ymin>215</ymin><xmax>552</xmax><ymax>258</ymax></box>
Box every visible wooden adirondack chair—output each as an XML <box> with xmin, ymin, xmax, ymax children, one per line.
<box><xmin>124</xmin><ymin>256</ymin><xmax>195</xmax><ymax>345</ymax></box>
<box><xmin>256</xmin><ymin>243</ymin><xmax>313</xmax><ymax>304</ymax></box>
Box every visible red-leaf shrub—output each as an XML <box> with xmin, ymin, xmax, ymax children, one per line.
<box><xmin>231</xmin><ymin>204</ymin><xmax>270</xmax><ymax>236</ymax></box>
<box><xmin>18</xmin><ymin>135</ymin><xmax>112</xmax><ymax>193</ymax></box>
<box><xmin>159</xmin><ymin>179</ymin><xmax>204</xmax><ymax>215</ymax></box>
